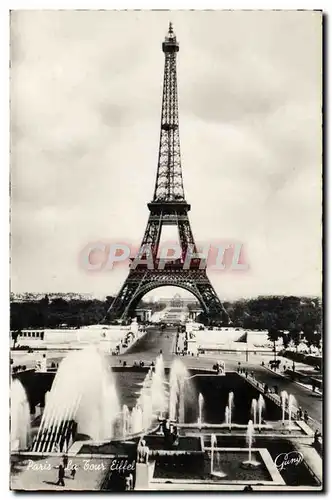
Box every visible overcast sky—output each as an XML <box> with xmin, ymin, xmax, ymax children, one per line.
<box><xmin>10</xmin><ymin>10</ymin><xmax>322</xmax><ymax>300</ymax></box>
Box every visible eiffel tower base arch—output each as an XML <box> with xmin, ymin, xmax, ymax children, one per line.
<box><xmin>106</xmin><ymin>268</ymin><xmax>228</xmax><ymax>325</ymax></box>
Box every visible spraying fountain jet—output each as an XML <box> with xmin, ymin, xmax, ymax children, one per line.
<box><xmin>133</xmin><ymin>354</ymin><xmax>168</xmax><ymax>435</ymax></box>
<box><xmin>225</xmin><ymin>405</ymin><xmax>229</xmax><ymax>426</ymax></box>
<box><xmin>251</xmin><ymin>398</ymin><xmax>258</xmax><ymax>426</ymax></box>
<box><xmin>242</xmin><ymin>420</ymin><xmax>260</xmax><ymax>468</ymax></box>
<box><xmin>280</xmin><ymin>390</ymin><xmax>288</xmax><ymax>425</ymax></box>
<box><xmin>169</xmin><ymin>359</ymin><xmax>190</xmax><ymax>423</ymax></box>
<box><xmin>122</xmin><ymin>405</ymin><xmax>130</xmax><ymax>439</ymax></box>
<box><xmin>257</xmin><ymin>394</ymin><xmax>265</xmax><ymax>431</ymax></box>
<box><xmin>197</xmin><ymin>393</ymin><xmax>204</xmax><ymax>429</ymax></box>
<box><xmin>228</xmin><ymin>392</ymin><xmax>234</xmax><ymax>430</ymax></box>
<box><xmin>131</xmin><ymin>404</ymin><xmax>144</xmax><ymax>434</ymax></box>
<box><xmin>210</xmin><ymin>433</ymin><xmax>216</xmax><ymax>475</ymax></box>
<box><xmin>33</xmin><ymin>346</ymin><xmax>121</xmax><ymax>452</ymax></box>
<box><xmin>209</xmin><ymin>433</ymin><xmax>227</xmax><ymax>478</ymax></box>
<box><xmin>288</xmin><ymin>394</ymin><xmax>296</xmax><ymax>432</ymax></box>
<box><xmin>11</xmin><ymin>379</ymin><xmax>31</xmax><ymax>451</ymax></box>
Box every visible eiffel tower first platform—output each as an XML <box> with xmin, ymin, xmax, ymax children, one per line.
<box><xmin>106</xmin><ymin>24</ymin><xmax>229</xmax><ymax>325</ymax></box>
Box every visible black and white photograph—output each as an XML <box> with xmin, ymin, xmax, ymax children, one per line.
<box><xmin>9</xmin><ymin>9</ymin><xmax>323</xmax><ymax>492</ymax></box>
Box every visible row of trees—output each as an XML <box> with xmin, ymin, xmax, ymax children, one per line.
<box><xmin>10</xmin><ymin>294</ymin><xmax>322</xmax><ymax>343</ymax></box>
<box><xmin>267</xmin><ymin>326</ymin><xmax>322</xmax><ymax>356</ymax></box>
<box><xmin>10</xmin><ymin>296</ymin><xmax>114</xmax><ymax>330</ymax></box>
<box><xmin>10</xmin><ymin>294</ymin><xmax>166</xmax><ymax>331</ymax></box>
<box><xmin>197</xmin><ymin>295</ymin><xmax>322</xmax><ymax>350</ymax></box>
<box><xmin>224</xmin><ymin>296</ymin><xmax>321</xmax><ymax>331</ymax></box>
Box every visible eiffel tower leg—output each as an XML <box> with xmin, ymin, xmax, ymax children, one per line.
<box><xmin>105</xmin><ymin>271</ymin><xmax>148</xmax><ymax>321</ymax></box>
<box><xmin>197</xmin><ymin>282</ymin><xmax>229</xmax><ymax>324</ymax></box>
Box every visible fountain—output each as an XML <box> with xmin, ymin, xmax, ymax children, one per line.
<box><xmin>131</xmin><ymin>404</ymin><xmax>144</xmax><ymax>434</ymax></box>
<box><xmin>209</xmin><ymin>433</ymin><xmax>227</xmax><ymax>478</ymax></box>
<box><xmin>33</xmin><ymin>350</ymin><xmax>169</xmax><ymax>453</ymax></box>
<box><xmin>122</xmin><ymin>354</ymin><xmax>167</xmax><ymax>436</ymax></box>
<box><xmin>228</xmin><ymin>391</ymin><xmax>234</xmax><ymax>430</ymax></box>
<box><xmin>258</xmin><ymin>394</ymin><xmax>265</xmax><ymax>430</ymax></box>
<box><xmin>210</xmin><ymin>433</ymin><xmax>217</xmax><ymax>475</ymax></box>
<box><xmin>150</xmin><ymin>355</ymin><xmax>167</xmax><ymax>414</ymax></box>
<box><xmin>288</xmin><ymin>394</ymin><xmax>296</xmax><ymax>432</ymax></box>
<box><xmin>197</xmin><ymin>393</ymin><xmax>204</xmax><ymax>428</ymax></box>
<box><xmin>242</xmin><ymin>420</ymin><xmax>260</xmax><ymax>468</ymax></box>
<box><xmin>11</xmin><ymin>379</ymin><xmax>31</xmax><ymax>451</ymax></box>
<box><xmin>33</xmin><ymin>346</ymin><xmax>121</xmax><ymax>452</ymax></box>
<box><xmin>225</xmin><ymin>405</ymin><xmax>229</xmax><ymax>426</ymax></box>
<box><xmin>12</xmin><ymin>352</ymin><xmax>319</xmax><ymax>490</ymax></box>
<box><xmin>122</xmin><ymin>404</ymin><xmax>130</xmax><ymax>439</ymax></box>
<box><xmin>251</xmin><ymin>398</ymin><xmax>257</xmax><ymax>426</ymax></box>
<box><xmin>169</xmin><ymin>359</ymin><xmax>191</xmax><ymax>423</ymax></box>
<box><xmin>280</xmin><ymin>390</ymin><xmax>288</xmax><ymax>425</ymax></box>
<box><xmin>136</xmin><ymin>372</ymin><xmax>155</xmax><ymax>431</ymax></box>
<box><xmin>45</xmin><ymin>390</ymin><xmax>50</xmax><ymax>406</ymax></box>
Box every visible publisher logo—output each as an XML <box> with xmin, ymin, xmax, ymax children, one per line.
<box><xmin>274</xmin><ymin>451</ymin><xmax>304</xmax><ymax>472</ymax></box>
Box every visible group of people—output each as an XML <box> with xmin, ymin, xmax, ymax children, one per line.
<box><xmin>236</xmin><ymin>364</ymin><xmax>253</xmax><ymax>378</ymax></box>
<box><xmin>212</xmin><ymin>361</ymin><xmax>225</xmax><ymax>375</ymax></box>
<box><xmin>132</xmin><ymin>360</ymin><xmax>146</xmax><ymax>368</ymax></box>
<box><xmin>56</xmin><ymin>454</ymin><xmax>76</xmax><ymax>487</ymax></box>
<box><xmin>161</xmin><ymin>419</ymin><xmax>179</xmax><ymax>446</ymax></box>
<box><xmin>297</xmin><ymin>406</ymin><xmax>309</xmax><ymax>424</ymax></box>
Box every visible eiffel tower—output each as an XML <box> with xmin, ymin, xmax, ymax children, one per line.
<box><xmin>106</xmin><ymin>23</ymin><xmax>229</xmax><ymax>324</ymax></box>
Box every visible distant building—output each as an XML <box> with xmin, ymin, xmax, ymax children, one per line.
<box><xmin>135</xmin><ymin>308</ymin><xmax>152</xmax><ymax>322</ymax></box>
<box><xmin>188</xmin><ymin>306</ymin><xmax>203</xmax><ymax>320</ymax></box>
<box><xmin>156</xmin><ymin>297</ymin><xmax>199</xmax><ymax>307</ymax></box>
<box><xmin>171</xmin><ymin>294</ymin><xmax>183</xmax><ymax>307</ymax></box>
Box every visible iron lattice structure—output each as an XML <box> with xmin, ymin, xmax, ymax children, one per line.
<box><xmin>106</xmin><ymin>24</ymin><xmax>229</xmax><ymax>324</ymax></box>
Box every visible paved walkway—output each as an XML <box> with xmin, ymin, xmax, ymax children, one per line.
<box><xmin>11</xmin><ymin>456</ymin><xmax>111</xmax><ymax>491</ymax></box>
<box><xmin>294</xmin><ymin>442</ymin><xmax>323</xmax><ymax>485</ymax></box>
<box><xmin>248</xmin><ymin>364</ymin><xmax>322</xmax><ymax>432</ymax></box>
<box><xmin>264</xmin><ymin>365</ymin><xmax>322</xmax><ymax>396</ymax></box>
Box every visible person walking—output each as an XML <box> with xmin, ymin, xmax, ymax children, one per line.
<box><xmin>304</xmin><ymin>410</ymin><xmax>309</xmax><ymax>424</ymax></box>
<box><xmin>313</xmin><ymin>429</ymin><xmax>321</xmax><ymax>444</ymax></box>
<box><xmin>62</xmin><ymin>454</ymin><xmax>68</xmax><ymax>470</ymax></box>
<box><xmin>56</xmin><ymin>463</ymin><xmax>65</xmax><ymax>487</ymax></box>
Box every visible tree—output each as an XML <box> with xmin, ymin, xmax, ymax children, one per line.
<box><xmin>11</xmin><ymin>330</ymin><xmax>20</xmax><ymax>349</ymax></box>
<box><xmin>303</xmin><ymin>327</ymin><xmax>316</xmax><ymax>352</ymax></box>
<box><xmin>289</xmin><ymin>328</ymin><xmax>301</xmax><ymax>353</ymax></box>
<box><xmin>282</xmin><ymin>333</ymin><xmax>290</xmax><ymax>350</ymax></box>
<box><xmin>40</xmin><ymin>294</ymin><xmax>49</xmax><ymax>306</ymax></box>
<box><xmin>312</xmin><ymin>334</ymin><xmax>321</xmax><ymax>350</ymax></box>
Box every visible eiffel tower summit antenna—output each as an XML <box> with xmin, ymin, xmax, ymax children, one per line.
<box><xmin>105</xmin><ymin>24</ymin><xmax>229</xmax><ymax>325</ymax></box>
